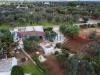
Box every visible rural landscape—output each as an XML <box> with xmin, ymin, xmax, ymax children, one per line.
<box><xmin>0</xmin><ymin>0</ymin><xmax>100</xmax><ymax>75</ymax></box>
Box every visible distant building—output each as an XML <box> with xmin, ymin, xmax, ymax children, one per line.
<box><xmin>44</xmin><ymin>1</ymin><xmax>50</xmax><ymax>5</ymax></box>
<box><xmin>75</xmin><ymin>19</ymin><xmax>100</xmax><ymax>28</ymax></box>
<box><xmin>10</xmin><ymin>26</ymin><xmax>45</xmax><ymax>42</ymax></box>
<box><xmin>0</xmin><ymin>57</ymin><xmax>17</xmax><ymax>75</ymax></box>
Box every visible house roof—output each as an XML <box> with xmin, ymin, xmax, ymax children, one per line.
<box><xmin>18</xmin><ymin>31</ymin><xmax>35</xmax><ymax>37</ymax></box>
<box><xmin>26</xmin><ymin>26</ymin><xmax>34</xmax><ymax>31</ymax></box>
<box><xmin>33</xmin><ymin>26</ymin><xmax>44</xmax><ymax>32</ymax></box>
<box><xmin>35</xmin><ymin>31</ymin><xmax>45</xmax><ymax>36</ymax></box>
<box><xmin>0</xmin><ymin>57</ymin><xmax>17</xmax><ymax>72</ymax></box>
<box><xmin>18</xmin><ymin>31</ymin><xmax>45</xmax><ymax>37</ymax></box>
<box><xmin>14</xmin><ymin>26</ymin><xmax>44</xmax><ymax>32</ymax></box>
<box><xmin>13</xmin><ymin>26</ymin><xmax>45</xmax><ymax>37</ymax></box>
<box><xmin>0</xmin><ymin>72</ymin><xmax>10</xmax><ymax>75</ymax></box>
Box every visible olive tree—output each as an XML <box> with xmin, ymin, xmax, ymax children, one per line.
<box><xmin>11</xmin><ymin>66</ymin><xmax>24</xmax><ymax>75</ymax></box>
<box><xmin>65</xmin><ymin>55</ymin><xmax>95</xmax><ymax>75</ymax></box>
<box><xmin>44</xmin><ymin>27</ymin><xmax>57</xmax><ymax>42</ymax></box>
<box><xmin>60</xmin><ymin>24</ymin><xmax>79</xmax><ymax>38</ymax></box>
<box><xmin>0</xmin><ymin>29</ymin><xmax>13</xmax><ymax>57</ymax></box>
<box><xmin>84</xmin><ymin>38</ymin><xmax>100</xmax><ymax>75</ymax></box>
<box><xmin>23</xmin><ymin>38</ymin><xmax>38</xmax><ymax>53</ymax></box>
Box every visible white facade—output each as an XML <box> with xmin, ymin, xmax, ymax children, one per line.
<box><xmin>53</xmin><ymin>26</ymin><xmax>65</xmax><ymax>43</ymax></box>
<box><xmin>13</xmin><ymin>26</ymin><xmax>44</xmax><ymax>32</ymax></box>
<box><xmin>10</xmin><ymin>26</ymin><xmax>44</xmax><ymax>42</ymax></box>
<box><xmin>0</xmin><ymin>57</ymin><xmax>17</xmax><ymax>75</ymax></box>
<box><xmin>39</xmin><ymin>42</ymin><xmax>56</xmax><ymax>55</ymax></box>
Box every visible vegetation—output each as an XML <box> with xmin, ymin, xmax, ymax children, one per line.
<box><xmin>56</xmin><ymin>49</ymin><xmax>69</xmax><ymax>62</ymax></box>
<box><xmin>44</xmin><ymin>27</ymin><xmax>57</xmax><ymax>42</ymax></box>
<box><xmin>0</xmin><ymin>2</ymin><xmax>100</xmax><ymax>75</ymax></box>
<box><xmin>83</xmin><ymin>33</ymin><xmax>100</xmax><ymax>75</ymax></box>
<box><xmin>11</xmin><ymin>66</ymin><xmax>24</xmax><ymax>75</ymax></box>
<box><xmin>0</xmin><ymin>29</ymin><xmax>13</xmax><ymax>57</ymax></box>
<box><xmin>65</xmin><ymin>55</ymin><xmax>95</xmax><ymax>75</ymax></box>
<box><xmin>33</xmin><ymin>56</ymin><xmax>51</xmax><ymax>75</ymax></box>
<box><xmin>55</xmin><ymin>43</ymin><xmax>62</xmax><ymax>48</ymax></box>
<box><xmin>0</xmin><ymin>2</ymin><xmax>100</xmax><ymax>28</ymax></box>
<box><xmin>60</xmin><ymin>24</ymin><xmax>79</xmax><ymax>38</ymax></box>
<box><xmin>55</xmin><ymin>31</ymin><xmax>100</xmax><ymax>75</ymax></box>
<box><xmin>56</xmin><ymin>50</ymin><xmax>96</xmax><ymax>75</ymax></box>
<box><xmin>23</xmin><ymin>64</ymin><xmax>45</xmax><ymax>75</ymax></box>
<box><xmin>0</xmin><ymin>29</ymin><xmax>13</xmax><ymax>43</ymax></box>
<box><xmin>23</xmin><ymin>37</ymin><xmax>39</xmax><ymax>53</ymax></box>
<box><xmin>89</xmin><ymin>31</ymin><xmax>97</xmax><ymax>40</ymax></box>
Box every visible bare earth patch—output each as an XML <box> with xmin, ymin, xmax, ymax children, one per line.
<box><xmin>44</xmin><ymin>55</ymin><xmax>64</xmax><ymax>75</ymax></box>
<box><xmin>64</xmin><ymin>28</ymin><xmax>100</xmax><ymax>53</ymax></box>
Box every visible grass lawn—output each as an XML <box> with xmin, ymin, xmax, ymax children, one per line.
<box><xmin>23</xmin><ymin>64</ymin><xmax>45</xmax><ymax>75</ymax></box>
<box><xmin>0</xmin><ymin>25</ymin><xmax>12</xmax><ymax>29</ymax></box>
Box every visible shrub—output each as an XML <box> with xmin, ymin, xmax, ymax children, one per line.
<box><xmin>11</xmin><ymin>66</ymin><xmax>24</xmax><ymax>75</ymax></box>
<box><xmin>89</xmin><ymin>31</ymin><xmax>96</xmax><ymax>40</ymax></box>
<box><xmin>23</xmin><ymin>38</ymin><xmax>38</xmax><ymax>52</ymax></box>
<box><xmin>55</xmin><ymin>43</ymin><xmax>62</xmax><ymax>48</ymax></box>
<box><xmin>21</xmin><ymin>58</ymin><xmax>26</xmax><ymax>62</ymax></box>
<box><xmin>60</xmin><ymin>24</ymin><xmax>79</xmax><ymax>38</ymax></box>
<box><xmin>44</xmin><ymin>27</ymin><xmax>57</xmax><ymax>42</ymax></box>
<box><xmin>54</xmin><ymin>51</ymin><xmax>59</xmax><ymax>55</ymax></box>
<box><xmin>33</xmin><ymin>56</ymin><xmax>51</xmax><ymax>75</ymax></box>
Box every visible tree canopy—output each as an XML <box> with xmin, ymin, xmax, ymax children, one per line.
<box><xmin>44</xmin><ymin>27</ymin><xmax>57</xmax><ymax>42</ymax></box>
<box><xmin>0</xmin><ymin>29</ymin><xmax>13</xmax><ymax>57</ymax></box>
<box><xmin>65</xmin><ymin>55</ymin><xmax>95</xmax><ymax>75</ymax></box>
<box><xmin>0</xmin><ymin>29</ymin><xmax>13</xmax><ymax>43</ymax></box>
<box><xmin>11</xmin><ymin>66</ymin><xmax>24</xmax><ymax>75</ymax></box>
<box><xmin>23</xmin><ymin>37</ymin><xmax>39</xmax><ymax>53</ymax></box>
<box><xmin>60</xmin><ymin>24</ymin><xmax>79</xmax><ymax>38</ymax></box>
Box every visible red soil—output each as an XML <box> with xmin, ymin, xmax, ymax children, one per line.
<box><xmin>64</xmin><ymin>28</ymin><xmax>100</xmax><ymax>53</ymax></box>
<box><xmin>44</xmin><ymin>55</ymin><xmax>65</xmax><ymax>75</ymax></box>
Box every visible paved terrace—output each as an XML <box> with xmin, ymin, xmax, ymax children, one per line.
<box><xmin>0</xmin><ymin>57</ymin><xmax>17</xmax><ymax>72</ymax></box>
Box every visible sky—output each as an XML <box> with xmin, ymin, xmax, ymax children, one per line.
<box><xmin>35</xmin><ymin>0</ymin><xmax>100</xmax><ymax>1</ymax></box>
<box><xmin>0</xmin><ymin>0</ymin><xmax>100</xmax><ymax>1</ymax></box>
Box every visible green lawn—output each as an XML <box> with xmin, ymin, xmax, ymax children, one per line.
<box><xmin>23</xmin><ymin>64</ymin><xmax>45</xmax><ymax>75</ymax></box>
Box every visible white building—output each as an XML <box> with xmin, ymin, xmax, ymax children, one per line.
<box><xmin>53</xmin><ymin>26</ymin><xmax>65</xmax><ymax>43</ymax></box>
<box><xmin>75</xmin><ymin>19</ymin><xmax>100</xmax><ymax>27</ymax></box>
<box><xmin>10</xmin><ymin>26</ymin><xmax>45</xmax><ymax>42</ymax></box>
<box><xmin>0</xmin><ymin>57</ymin><xmax>17</xmax><ymax>75</ymax></box>
<box><xmin>39</xmin><ymin>41</ymin><xmax>56</xmax><ymax>55</ymax></box>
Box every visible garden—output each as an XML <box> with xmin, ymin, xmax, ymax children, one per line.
<box><xmin>23</xmin><ymin>64</ymin><xmax>45</xmax><ymax>75</ymax></box>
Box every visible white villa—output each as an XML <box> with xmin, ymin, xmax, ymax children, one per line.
<box><xmin>10</xmin><ymin>26</ymin><xmax>64</xmax><ymax>55</ymax></box>
<box><xmin>0</xmin><ymin>57</ymin><xmax>17</xmax><ymax>75</ymax></box>
<box><xmin>75</xmin><ymin>19</ymin><xmax>100</xmax><ymax>27</ymax></box>
<box><xmin>10</xmin><ymin>26</ymin><xmax>45</xmax><ymax>42</ymax></box>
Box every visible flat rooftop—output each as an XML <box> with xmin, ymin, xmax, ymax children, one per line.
<box><xmin>0</xmin><ymin>57</ymin><xmax>17</xmax><ymax>72</ymax></box>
